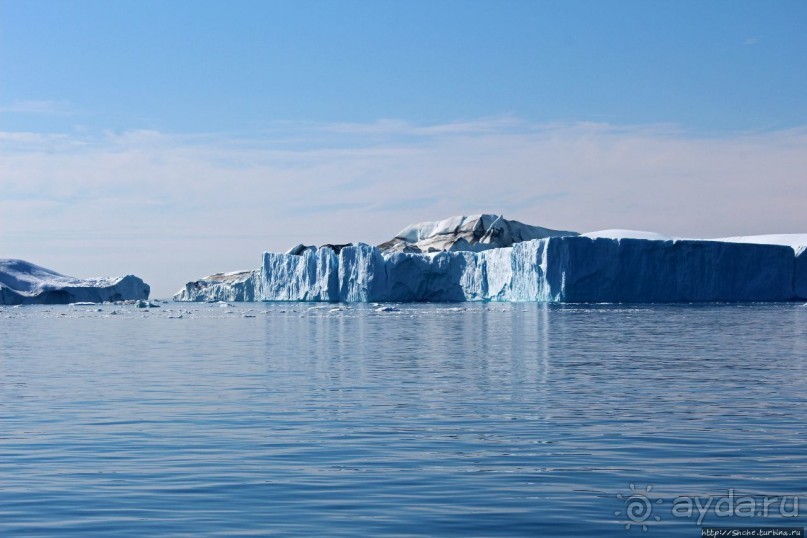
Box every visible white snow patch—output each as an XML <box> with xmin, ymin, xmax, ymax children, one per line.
<box><xmin>581</xmin><ymin>229</ymin><xmax>674</xmax><ymax>241</ymax></box>
<box><xmin>712</xmin><ymin>234</ymin><xmax>807</xmax><ymax>255</ymax></box>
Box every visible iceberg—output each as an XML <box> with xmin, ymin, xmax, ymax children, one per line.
<box><xmin>174</xmin><ymin>215</ymin><xmax>807</xmax><ymax>303</ymax></box>
<box><xmin>0</xmin><ymin>259</ymin><xmax>150</xmax><ymax>305</ymax></box>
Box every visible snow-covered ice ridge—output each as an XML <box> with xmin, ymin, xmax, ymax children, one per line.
<box><xmin>0</xmin><ymin>259</ymin><xmax>150</xmax><ymax>305</ymax></box>
<box><xmin>378</xmin><ymin>213</ymin><xmax>577</xmax><ymax>253</ymax></box>
<box><xmin>174</xmin><ymin>215</ymin><xmax>807</xmax><ymax>303</ymax></box>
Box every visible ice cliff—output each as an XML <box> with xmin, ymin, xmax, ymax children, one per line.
<box><xmin>0</xmin><ymin>259</ymin><xmax>150</xmax><ymax>305</ymax></box>
<box><xmin>714</xmin><ymin>233</ymin><xmax>807</xmax><ymax>302</ymax></box>
<box><xmin>174</xmin><ymin>215</ymin><xmax>807</xmax><ymax>303</ymax></box>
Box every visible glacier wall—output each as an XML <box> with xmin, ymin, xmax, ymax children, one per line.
<box><xmin>545</xmin><ymin>238</ymin><xmax>794</xmax><ymax>302</ymax></box>
<box><xmin>261</xmin><ymin>248</ymin><xmax>339</xmax><ymax>301</ymax></box>
<box><xmin>175</xmin><ymin>237</ymin><xmax>804</xmax><ymax>303</ymax></box>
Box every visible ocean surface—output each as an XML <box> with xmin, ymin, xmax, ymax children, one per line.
<box><xmin>1</xmin><ymin>302</ymin><xmax>805</xmax><ymax>537</ymax></box>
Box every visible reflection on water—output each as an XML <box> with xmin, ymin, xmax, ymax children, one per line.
<box><xmin>1</xmin><ymin>302</ymin><xmax>805</xmax><ymax>536</ymax></box>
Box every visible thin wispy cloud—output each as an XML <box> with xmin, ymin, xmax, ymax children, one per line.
<box><xmin>319</xmin><ymin>116</ymin><xmax>527</xmax><ymax>137</ymax></box>
<box><xmin>0</xmin><ymin>99</ymin><xmax>75</xmax><ymax>115</ymax></box>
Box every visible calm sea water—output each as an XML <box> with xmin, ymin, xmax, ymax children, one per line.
<box><xmin>1</xmin><ymin>302</ymin><xmax>805</xmax><ymax>537</ymax></box>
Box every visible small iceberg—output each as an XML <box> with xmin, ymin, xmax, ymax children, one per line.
<box><xmin>1</xmin><ymin>259</ymin><xmax>150</xmax><ymax>305</ymax></box>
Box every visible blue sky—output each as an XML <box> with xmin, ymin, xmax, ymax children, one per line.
<box><xmin>4</xmin><ymin>0</ymin><xmax>806</xmax><ymax>132</ymax></box>
<box><xmin>1</xmin><ymin>1</ymin><xmax>806</xmax><ymax>296</ymax></box>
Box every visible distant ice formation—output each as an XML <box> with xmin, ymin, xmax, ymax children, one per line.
<box><xmin>174</xmin><ymin>214</ymin><xmax>807</xmax><ymax>303</ymax></box>
<box><xmin>0</xmin><ymin>259</ymin><xmax>150</xmax><ymax>305</ymax></box>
